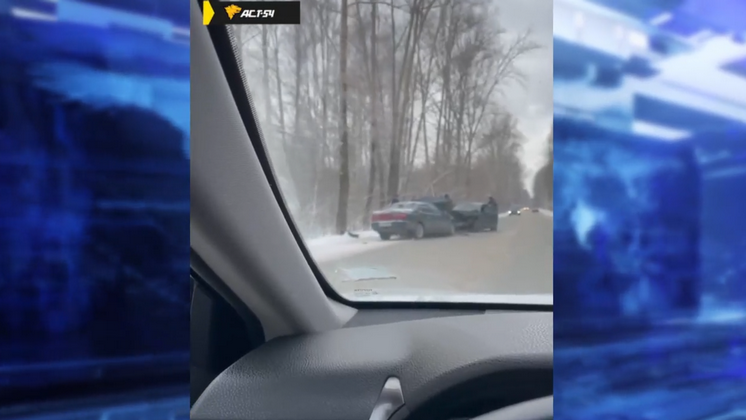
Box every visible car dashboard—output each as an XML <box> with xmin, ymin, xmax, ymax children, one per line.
<box><xmin>191</xmin><ymin>311</ymin><xmax>552</xmax><ymax>420</ymax></box>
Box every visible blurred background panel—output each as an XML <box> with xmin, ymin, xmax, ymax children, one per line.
<box><xmin>0</xmin><ymin>0</ymin><xmax>189</xmax><ymax>418</ymax></box>
<box><xmin>553</xmin><ymin>0</ymin><xmax>746</xmax><ymax>418</ymax></box>
<box><xmin>553</xmin><ymin>118</ymin><xmax>701</xmax><ymax>321</ymax></box>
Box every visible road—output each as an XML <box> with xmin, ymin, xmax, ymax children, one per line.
<box><xmin>316</xmin><ymin>212</ymin><xmax>553</xmax><ymax>297</ymax></box>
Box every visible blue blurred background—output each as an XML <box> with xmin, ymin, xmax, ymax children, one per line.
<box><xmin>553</xmin><ymin>0</ymin><xmax>746</xmax><ymax>418</ymax></box>
<box><xmin>0</xmin><ymin>0</ymin><xmax>189</xmax><ymax>418</ymax></box>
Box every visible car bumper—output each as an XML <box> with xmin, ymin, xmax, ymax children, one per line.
<box><xmin>372</xmin><ymin>221</ymin><xmax>415</xmax><ymax>235</ymax></box>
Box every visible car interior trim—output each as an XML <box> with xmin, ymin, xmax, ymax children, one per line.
<box><xmin>190</xmin><ymin>312</ymin><xmax>552</xmax><ymax>420</ymax></box>
<box><xmin>368</xmin><ymin>377</ymin><xmax>406</xmax><ymax>420</ymax></box>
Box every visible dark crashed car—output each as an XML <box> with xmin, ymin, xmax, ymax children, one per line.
<box><xmin>450</xmin><ymin>202</ymin><xmax>498</xmax><ymax>231</ymax></box>
<box><xmin>371</xmin><ymin>201</ymin><xmax>455</xmax><ymax>240</ymax></box>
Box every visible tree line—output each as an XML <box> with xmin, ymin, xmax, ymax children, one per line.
<box><xmin>533</xmin><ymin>128</ymin><xmax>553</xmax><ymax>209</ymax></box>
<box><xmin>236</xmin><ymin>0</ymin><xmax>548</xmax><ymax>236</ymax></box>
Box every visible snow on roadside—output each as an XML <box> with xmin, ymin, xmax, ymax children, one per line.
<box><xmin>307</xmin><ymin>212</ymin><xmax>512</xmax><ymax>263</ymax></box>
<box><xmin>304</xmin><ymin>230</ymin><xmax>395</xmax><ymax>263</ymax></box>
<box><xmin>539</xmin><ymin>209</ymin><xmax>553</xmax><ymax>217</ymax></box>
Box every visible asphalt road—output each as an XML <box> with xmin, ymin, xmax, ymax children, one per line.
<box><xmin>318</xmin><ymin>213</ymin><xmax>553</xmax><ymax>297</ymax></box>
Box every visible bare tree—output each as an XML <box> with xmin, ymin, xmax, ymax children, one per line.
<box><xmin>335</xmin><ymin>0</ymin><xmax>351</xmax><ymax>233</ymax></box>
<box><xmin>236</xmin><ymin>0</ymin><xmax>545</xmax><ymax>236</ymax></box>
<box><xmin>385</xmin><ymin>0</ymin><xmax>438</xmax><ymax>202</ymax></box>
<box><xmin>533</xmin><ymin>128</ymin><xmax>553</xmax><ymax>208</ymax></box>
<box><xmin>353</xmin><ymin>0</ymin><xmax>382</xmax><ymax>219</ymax></box>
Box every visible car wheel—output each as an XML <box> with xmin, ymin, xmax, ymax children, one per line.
<box><xmin>414</xmin><ymin>223</ymin><xmax>425</xmax><ymax>240</ymax></box>
<box><xmin>379</xmin><ymin>233</ymin><xmax>391</xmax><ymax>241</ymax></box>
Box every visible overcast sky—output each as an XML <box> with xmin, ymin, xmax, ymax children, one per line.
<box><xmin>495</xmin><ymin>0</ymin><xmax>553</xmax><ymax>189</ymax></box>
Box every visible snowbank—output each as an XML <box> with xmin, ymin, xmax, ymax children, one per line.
<box><xmin>304</xmin><ymin>230</ymin><xmax>395</xmax><ymax>263</ymax></box>
<box><xmin>539</xmin><ymin>209</ymin><xmax>553</xmax><ymax>217</ymax></box>
<box><xmin>306</xmin><ymin>212</ymin><xmax>516</xmax><ymax>263</ymax></box>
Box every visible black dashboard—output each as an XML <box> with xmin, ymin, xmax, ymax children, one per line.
<box><xmin>191</xmin><ymin>311</ymin><xmax>552</xmax><ymax>420</ymax></box>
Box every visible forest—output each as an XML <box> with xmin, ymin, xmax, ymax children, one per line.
<box><xmin>235</xmin><ymin>0</ymin><xmax>553</xmax><ymax>236</ymax></box>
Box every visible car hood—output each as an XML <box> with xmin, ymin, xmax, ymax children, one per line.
<box><xmin>342</xmin><ymin>287</ymin><xmax>553</xmax><ymax>305</ymax></box>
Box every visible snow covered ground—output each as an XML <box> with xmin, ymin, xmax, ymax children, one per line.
<box><xmin>304</xmin><ymin>211</ymin><xmax>534</xmax><ymax>263</ymax></box>
<box><xmin>304</xmin><ymin>230</ymin><xmax>395</xmax><ymax>263</ymax></box>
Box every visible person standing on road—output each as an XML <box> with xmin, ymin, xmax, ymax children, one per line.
<box><xmin>483</xmin><ymin>196</ymin><xmax>498</xmax><ymax>212</ymax></box>
<box><xmin>484</xmin><ymin>196</ymin><xmax>497</xmax><ymax>212</ymax></box>
<box><xmin>443</xmin><ymin>194</ymin><xmax>454</xmax><ymax>212</ymax></box>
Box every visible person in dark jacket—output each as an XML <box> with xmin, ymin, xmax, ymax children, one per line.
<box><xmin>482</xmin><ymin>196</ymin><xmax>498</xmax><ymax>213</ymax></box>
<box><xmin>443</xmin><ymin>194</ymin><xmax>454</xmax><ymax>212</ymax></box>
<box><xmin>390</xmin><ymin>195</ymin><xmax>400</xmax><ymax>205</ymax></box>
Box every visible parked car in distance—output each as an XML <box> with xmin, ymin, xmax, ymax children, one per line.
<box><xmin>371</xmin><ymin>201</ymin><xmax>455</xmax><ymax>240</ymax></box>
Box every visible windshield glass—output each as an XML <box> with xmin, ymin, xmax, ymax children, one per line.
<box><xmin>231</xmin><ymin>0</ymin><xmax>552</xmax><ymax>303</ymax></box>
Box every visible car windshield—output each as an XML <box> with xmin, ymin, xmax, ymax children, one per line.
<box><xmin>230</xmin><ymin>0</ymin><xmax>552</xmax><ymax>304</ymax></box>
